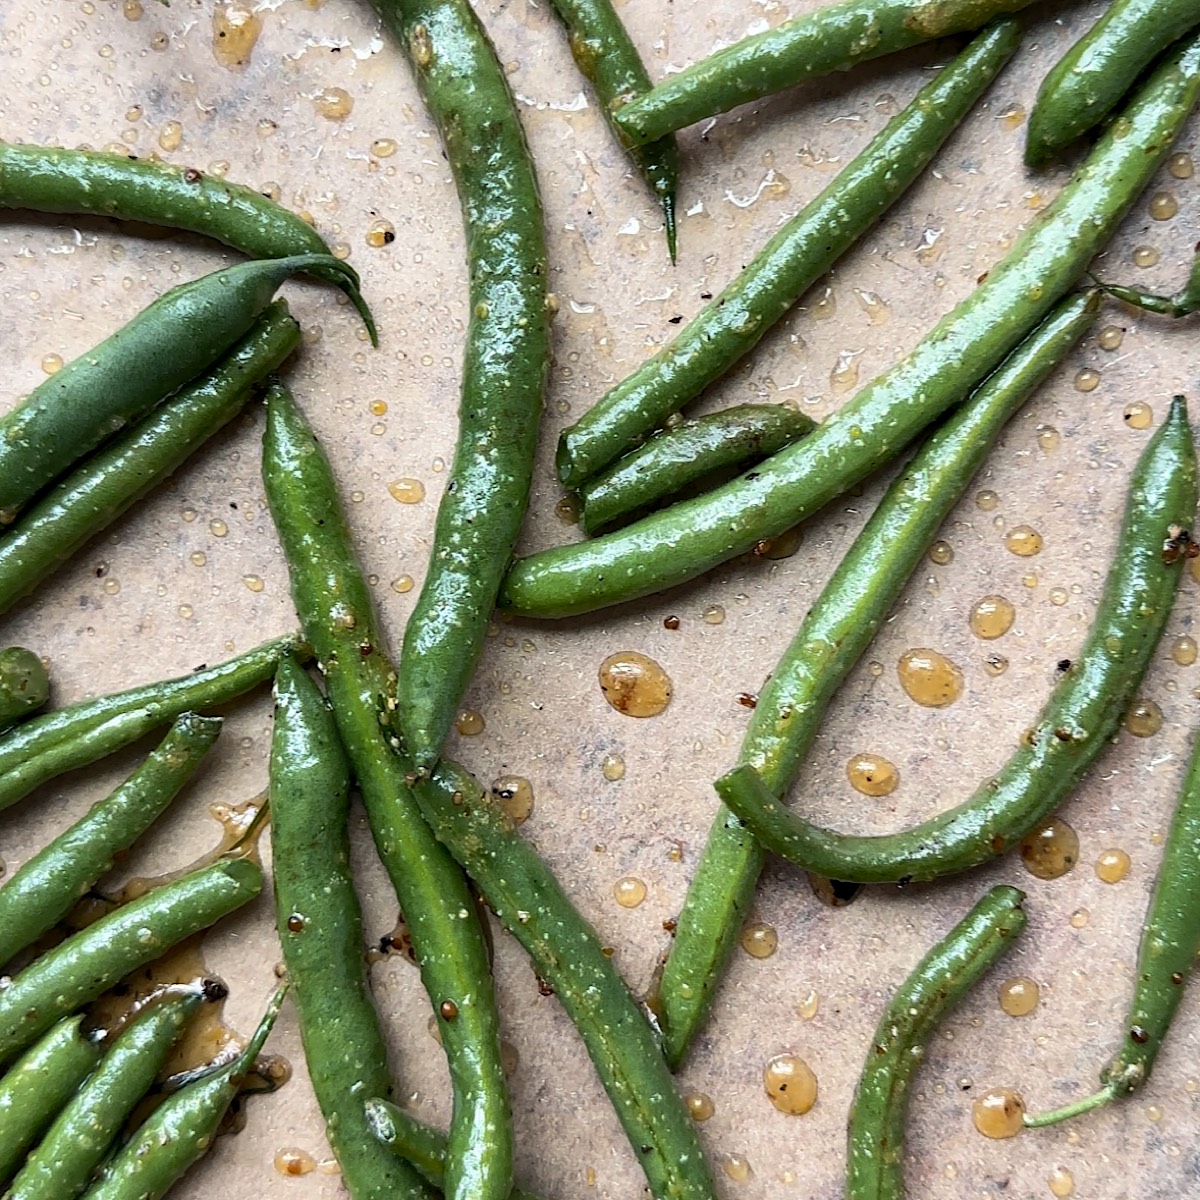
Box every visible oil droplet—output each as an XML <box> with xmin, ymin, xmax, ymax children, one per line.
<box><xmin>212</xmin><ymin>3</ymin><xmax>262</xmax><ymax>69</ymax></box>
<box><xmin>601</xmin><ymin>753</ymin><xmax>625</xmax><ymax>781</ymax></box>
<box><xmin>720</xmin><ymin>1153</ymin><xmax>753</xmax><ymax>1183</ymax></box>
<box><xmin>808</xmin><ymin>874</ymin><xmax>862</xmax><ymax>908</ymax></box>
<box><xmin>598</xmin><ymin>652</ymin><xmax>672</xmax><ymax>717</ymax></box>
<box><xmin>973</xmin><ymin>1089</ymin><xmax>1025</xmax><ymax>1138</ymax></box>
<box><xmin>313</xmin><ymin>87</ymin><xmax>354</xmax><ymax>121</ymax></box>
<box><xmin>702</xmin><ymin>604</ymin><xmax>726</xmax><ymax>625</ymax></box>
<box><xmin>454</xmin><ymin>709</ymin><xmax>485</xmax><ymax>736</ymax></box>
<box><xmin>1172</xmin><ymin>635</ymin><xmax>1198</xmax><ymax>665</ymax></box>
<box><xmin>1005</xmin><ymin>525</ymin><xmax>1043</xmax><ymax>557</ymax></box>
<box><xmin>158</xmin><ymin>121</ymin><xmax>183</xmax><ymax>153</ymax></box>
<box><xmin>190</xmin><ymin>551</ymin><xmax>207</xmax><ymax>567</ymax></box>
<box><xmin>613</xmin><ymin>877</ymin><xmax>647</xmax><ymax>908</ymax></box>
<box><xmin>274</xmin><ymin>1148</ymin><xmax>316</xmax><ymax>1176</ymax></box>
<box><xmin>976</xmin><ymin>489</ymin><xmax>999</xmax><ymax>511</ymax></box>
<box><xmin>391</xmin><ymin>576</ymin><xmax>414</xmax><ymax>594</ymax></box>
<box><xmin>490</xmin><ymin>776</ymin><xmax>533</xmax><ymax>824</ymax></box>
<box><xmin>1049</xmin><ymin>1166</ymin><xmax>1075</xmax><ymax>1197</ymax></box>
<box><xmin>763</xmin><ymin>1054</ymin><xmax>818</xmax><ymax>1115</ymax></box>
<box><xmin>969</xmin><ymin>595</ymin><xmax>1015</xmax><ymax>640</ymax></box>
<box><xmin>811</xmin><ymin>286</ymin><xmax>835</xmax><ymax>320</ymax></box>
<box><xmin>388</xmin><ymin>478</ymin><xmax>425</xmax><ymax>504</ymax></box>
<box><xmin>501</xmin><ymin>1040</ymin><xmax>519</xmax><ymax>1075</ymax></box>
<box><xmin>846</xmin><ymin>753</ymin><xmax>898</xmax><ymax>796</ymax></box>
<box><xmin>41</xmin><ymin>353</ymin><xmax>63</xmax><ymax>375</ymax></box>
<box><xmin>797</xmin><ymin>989</ymin><xmax>820</xmax><ymax>1020</ymax></box>
<box><xmin>103</xmin><ymin>578</ymin><xmax>121</xmax><ymax>595</ymax></box>
<box><xmin>685</xmin><ymin>1092</ymin><xmax>715</xmax><ymax>1121</ymax></box>
<box><xmin>1169</xmin><ymin>151</ymin><xmax>1194</xmax><ymax>179</ymax></box>
<box><xmin>1098</xmin><ymin>325</ymin><xmax>1124</xmax><ymax>351</ymax></box>
<box><xmin>1049</xmin><ymin>587</ymin><xmax>1068</xmax><ymax>607</ymax></box>
<box><xmin>124</xmin><ymin>0</ymin><xmax>143</xmax><ymax>17</ymax></box>
<box><xmin>984</xmin><ymin>653</ymin><xmax>1009</xmax><ymax>676</ymax></box>
<box><xmin>555</xmin><ymin>495</ymin><xmax>580</xmax><ymax>525</ymax></box>
<box><xmin>998</xmin><ymin>977</ymin><xmax>1040</xmax><ymax>1017</ymax></box>
<box><xmin>1070</xmin><ymin>908</ymin><xmax>1090</xmax><ymax>929</ymax></box>
<box><xmin>1096</xmin><ymin>848</ymin><xmax>1131</xmax><ymax>883</ymax></box>
<box><xmin>853</xmin><ymin>288</ymin><xmax>890</xmax><ymax>324</ymax></box>
<box><xmin>754</xmin><ymin>525</ymin><xmax>803</xmax><ymax>560</ymax></box>
<box><xmin>1124</xmin><ymin>402</ymin><xmax>1153</xmax><ymax>430</ymax></box>
<box><xmin>1133</xmin><ymin>245</ymin><xmax>1160</xmax><ymax>268</ymax></box>
<box><xmin>1000</xmin><ymin>105</ymin><xmax>1026</xmax><ymax>129</ymax></box>
<box><xmin>928</xmin><ymin>539</ymin><xmax>954</xmax><ymax>565</ymax></box>
<box><xmin>1191</xmin><ymin>556</ymin><xmax>1200</xmax><ymax>587</ymax></box>
<box><xmin>1019</xmin><ymin>818</ymin><xmax>1079</xmax><ymax>880</ymax></box>
<box><xmin>740</xmin><ymin>922</ymin><xmax>778</xmax><ymax>959</ymax></box>
<box><xmin>210</xmin><ymin>519</ymin><xmax>228</xmax><ymax>538</ymax></box>
<box><xmin>243</xmin><ymin>575</ymin><xmax>264</xmax><ymax>593</ymax></box>
<box><xmin>1149</xmin><ymin>192</ymin><xmax>1179</xmax><ymax>221</ymax></box>
<box><xmin>366</xmin><ymin>220</ymin><xmax>396</xmax><ymax>248</ymax></box>
<box><xmin>372</xmin><ymin>138</ymin><xmax>397</xmax><ymax>158</ymax></box>
<box><xmin>178</xmin><ymin>604</ymin><xmax>194</xmax><ymax>619</ymax></box>
<box><xmin>897</xmin><ymin>648</ymin><xmax>963</xmax><ymax>708</ymax></box>
<box><xmin>1037</xmin><ymin>424</ymin><xmax>1061</xmax><ymax>451</ymax></box>
<box><xmin>1124</xmin><ymin>698</ymin><xmax>1163</xmax><ymax>737</ymax></box>
<box><xmin>830</xmin><ymin>349</ymin><xmax>861</xmax><ymax>394</ymax></box>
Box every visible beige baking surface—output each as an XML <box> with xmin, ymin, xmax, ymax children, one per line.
<box><xmin>2</xmin><ymin>0</ymin><xmax>1199</xmax><ymax>1196</ymax></box>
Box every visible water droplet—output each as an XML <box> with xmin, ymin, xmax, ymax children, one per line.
<box><xmin>897</xmin><ymin>648</ymin><xmax>963</xmax><ymax>708</ymax></box>
<box><xmin>41</xmin><ymin>353</ymin><xmax>63</xmax><ymax>375</ymax></box>
<box><xmin>811</xmin><ymin>286</ymin><xmax>836</xmax><ymax>320</ymax></box>
<box><xmin>158</xmin><ymin>120</ymin><xmax>183</xmax><ymax>153</ymax></box>
<box><xmin>830</xmin><ymin>349</ymin><xmax>861</xmax><ymax>394</ymax></box>
<box><xmin>372</xmin><ymin>138</ymin><xmax>397</xmax><ymax>158</ymax></box>
<box><xmin>1049</xmin><ymin>587</ymin><xmax>1068</xmax><ymax>607</ymax></box>
<box><xmin>853</xmin><ymin>288</ymin><xmax>890</xmax><ymax>324</ymax></box>
<box><xmin>555</xmin><ymin>495</ymin><xmax>580</xmax><ymax>525</ymax></box>
<box><xmin>984</xmin><ymin>653</ymin><xmax>1009</xmax><ymax>677</ymax></box>
<box><xmin>1070</xmin><ymin>907</ymin><xmax>1090</xmax><ymax>929</ymax></box>
<box><xmin>1036</xmin><ymin>424</ymin><xmax>1061</xmax><ymax>452</ymax></box>
<box><xmin>243</xmin><ymin>575</ymin><xmax>264</xmax><ymax>593</ymax></box>
<box><xmin>999</xmin><ymin>105</ymin><xmax>1026</xmax><ymax>129</ymax></box>
<box><xmin>210</xmin><ymin>519</ymin><xmax>229</xmax><ymax>538</ymax></box>
<box><xmin>391</xmin><ymin>575</ymin><xmax>414</xmax><ymax>594</ymax></box>
<box><xmin>797</xmin><ymin>989</ymin><xmax>820</xmax><ymax>1020</ymax></box>
<box><xmin>719</xmin><ymin>1153</ymin><xmax>753</xmax><ymax>1182</ymax></box>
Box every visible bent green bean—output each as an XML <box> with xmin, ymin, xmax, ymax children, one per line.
<box><xmin>717</xmin><ymin>397</ymin><xmax>1197</xmax><ymax>882</ymax></box>
<box><xmin>557</xmin><ymin>19</ymin><xmax>1020</xmax><ymax>487</ymax></box>
<box><xmin>847</xmin><ymin>887</ymin><xmax>1027</xmax><ymax>1199</ymax></box>
<box><xmin>655</xmin><ymin>292</ymin><xmax>1096</xmax><ymax>1067</ymax></box>
<box><xmin>502</xmin><ymin>32</ymin><xmax>1200</xmax><ymax>616</ymax></box>
<box><xmin>0</xmin><ymin>647</ymin><xmax>49</xmax><ymax>729</ymax></box>
<box><xmin>0</xmin><ymin>302</ymin><xmax>299</xmax><ymax>616</ymax></box>
<box><xmin>1102</xmin><ymin>248</ymin><xmax>1200</xmax><ymax>316</ymax></box>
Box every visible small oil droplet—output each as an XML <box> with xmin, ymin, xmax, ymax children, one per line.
<box><xmin>984</xmin><ymin>653</ymin><xmax>1009</xmax><ymax>677</ymax></box>
<box><xmin>972</xmin><ymin>1089</ymin><xmax>1025</xmax><ymax>1138</ymax></box>
<box><xmin>1149</xmin><ymin>192</ymin><xmax>1178</xmax><ymax>221</ymax></box>
<box><xmin>1036</xmin><ymin>424</ymin><xmax>1061</xmax><ymax>451</ymax></box>
<box><xmin>754</xmin><ymin>525</ymin><xmax>803</xmax><ymax>560</ymax></box>
<box><xmin>391</xmin><ymin>576</ymin><xmax>415</xmax><ymax>595</ymax></box>
<box><xmin>830</xmin><ymin>349</ymin><xmax>861</xmax><ymax>394</ymax></box>
<box><xmin>555</xmin><ymin>495</ymin><xmax>580</xmax><ymax>525</ymax></box>
<box><xmin>846</xmin><ymin>753</ymin><xmax>898</xmax><ymax>796</ymax></box>
<box><xmin>1096</xmin><ymin>848</ymin><xmax>1131</xmax><ymax>883</ymax></box>
<box><xmin>158</xmin><ymin>120</ymin><xmax>183</xmax><ymax>152</ymax></box>
<box><xmin>1133</xmin><ymin>245</ymin><xmax>1160</xmax><ymax>268</ymax></box>
<box><xmin>1124</xmin><ymin>698</ymin><xmax>1163</xmax><ymax>737</ymax></box>
<box><xmin>243</xmin><ymin>575</ymin><xmax>264</xmax><ymax>593</ymax></box>
<box><xmin>454</xmin><ymin>709</ymin><xmax>485</xmax><ymax>736</ymax></box>
<box><xmin>998</xmin><ymin>977</ymin><xmax>1039</xmax><ymax>1017</ymax></box>
<box><xmin>613</xmin><ymin>876</ymin><xmax>647</xmax><ymax>908</ymax></box>
<box><xmin>1049</xmin><ymin>587</ymin><xmax>1068</xmax><ymax>607</ymax></box>
<box><xmin>372</xmin><ymin>138</ymin><xmax>397</xmax><ymax>158</ymax></box>
<box><xmin>976</xmin><ymin>489</ymin><xmax>999</xmax><ymax>511</ymax></box>
<box><xmin>969</xmin><ymin>595</ymin><xmax>1015</xmax><ymax>640</ymax></box>
<box><xmin>1048</xmin><ymin>1166</ymin><xmax>1075</xmax><ymax>1197</ymax></box>
<box><xmin>897</xmin><ymin>648</ymin><xmax>963</xmax><ymax>708</ymax></box>
<box><xmin>928</xmin><ymin>539</ymin><xmax>954</xmax><ymax>565</ymax></box>
<box><xmin>601</xmin><ymin>753</ymin><xmax>625</xmax><ymax>781</ymax></box>
<box><xmin>1005</xmin><ymin>525</ymin><xmax>1043</xmax><ymax>557</ymax></box>
<box><xmin>1070</xmin><ymin>907</ymin><xmax>1090</xmax><ymax>929</ymax></box>
<box><xmin>1124</xmin><ymin>402</ymin><xmax>1153</xmax><ymax>430</ymax></box>
<box><xmin>388</xmin><ymin>478</ymin><xmax>426</xmax><ymax>504</ymax></box>
<box><xmin>1172</xmin><ymin>635</ymin><xmax>1198</xmax><ymax>665</ymax></box>
<box><xmin>190</xmin><ymin>551</ymin><xmax>207</xmax><ymax>567</ymax></box>
<box><xmin>491</xmin><ymin>776</ymin><xmax>533</xmax><ymax>824</ymax></box>
<box><xmin>1168</xmin><ymin>151</ymin><xmax>1195</xmax><ymax>179</ymax></box>
<box><xmin>740</xmin><ymin>922</ymin><xmax>778</xmax><ymax>959</ymax></box>
<box><xmin>686</xmin><ymin>1092</ymin><xmax>715</xmax><ymax>1121</ymax></box>
<box><xmin>1020</xmin><ymin>818</ymin><xmax>1079</xmax><ymax>880</ymax></box>
<box><xmin>1098</xmin><ymin>324</ymin><xmax>1124</xmax><ymax>351</ymax></box>
<box><xmin>313</xmin><ymin>87</ymin><xmax>354</xmax><ymax>121</ymax></box>
<box><xmin>763</xmin><ymin>1054</ymin><xmax>818</xmax><ymax>1115</ymax></box>
<box><xmin>719</xmin><ymin>1153</ymin><xmax>753</xmax><ymax>1182</ymax></box>
<box><xmin>366</xmin><ymin>220</ymin><xmax>396</xmax><ymax>248</ymax></box>
<box><xmin>41</xmin><ymin>353</ymin><xmax>64</xmax><ymax>375</ymax></box>
<box><xmin>999</xmin><ymin>105</ymin><xmax>1026</xmax><ymax>129</ymax></box>
<box><xmin>811</xmin><ymin>286</ymin><xmax>836</xmax><ymax>320</ymax></box>
<box><xmin>797</xmin><ymin>989</ymin><xmax>820</xmax><ymax>1020</ymax></box>
<box><xmin>853</xmin><ymin>288</ymin><xmax>890</xmax><ymax>324</ymax></box>
<box><xmin>274</xmin><ymin>1148</ymin><xmax>317</xmax><ymax>1176</ymax></box>
<box><xmin>598</xmin><ymin>652</ymin><xmax>672</xmax><ymax>717</ymax></box>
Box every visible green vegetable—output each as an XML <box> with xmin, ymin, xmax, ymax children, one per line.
<box><xmin>1102</xmin><ymin>248</ymin><xmax>1200</xmax><ymax>316</ymax></box>
<box><xmin>0</xmin><ymin>647</ymin><xmax>49</xmax><ymax>729</ymax></box>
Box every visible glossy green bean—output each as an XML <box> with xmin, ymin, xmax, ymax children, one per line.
<box><xmin>415</xmin><ymin>760</ymin><xmax>717</xmax><ymax>1200</ymax></box>
<box><xmin>0</xmin><ymin>855</ymin><xmax>262</xmax><ymax>1068</ymax></box>
<box><xmin>0</xmin><ymin>1017</ymin><xmax>101</xmax><ymax>1189</ymax></box>
<box><xmin>261</xmin><ymin>383</ymin><xmax>511</xmax><ymax>1200</ymax></box>
<box><xmin>373</xmin><ymin>0</ymin><xmax>551</xmax><ymax>772</ymax></box>
<box><xmin>79</xmin><ymin>985</ymin><xmax>285</xmax><ymax>1200</ymax></box>
<box><xmin>1026</xmin><ymin>0</ymin><xmax>1200</xmax><ymax>165</ymax></box>
<box><xmin>0</xmin><ymin>647</ymin><xmax>49</xmax><ymax>729</ymax></box>
<box><xmin>7</xmin><ymin>989</ymin><xmax>205</xmax><ymax>1200</ymax></box>
<box><xmin>579</xmin><ymin>403</ymin><xmax>816</xmax><ymax>535</ymax></box>
<box><xmin>546</xmin><ymin>0</ymin><xmax>680</xmax><ymax>258</ymax></box>
<box><xmin>0</xmin><ymin>632</ymin><xmax>301</xmax><ymax>813</ymax></box>
<box><xmin>0</xmin><ymin>302</ymin><xmax>299</xmax><ymax>616</ymax></box>
<box><xmin>0</xmin><ymin>141</ymin><xmax>374</xmax><ymax>333</ymax></box>
<box><xmin>655</xmin><ymin>292</ymin><xmax>1097</xmax><ymax>1068</ymax></box>
<box><xmin>0</xmin><ymin>713</ymin><xmax>221</xmax><ymax>971</ymax></box>
<box><xmin>557</xmin><ymin>20</ymin><xmax>1020</xmax><ymax>488</ymax></box>
<box><xmin>717</xmin><ymin>396</ymin><xmax>1197</xmax><ymax>882</ymax></box>
<box><xmin>611</xmin><ymin>0</ymin><xmax>1035</xmax><ymax>147</ymax></box>
<box><xmin>270</xmin><ymin>657</ymin><xmax>433</xmax><ymax>1200</ymax></box>
<box><xmin>1102</xmin><ymin>249</ymin><xmax>1200</xmax><ymax>316</ymax></box>
<box><xmin>847</xmin><ymin>886</ymin><xmax>1027</xmax><ymax>1199</ymax></box>
<box><xmin>502</xmin><ymin>32</ymin><xmax>1200</xmax><ymax>616</ymax></box>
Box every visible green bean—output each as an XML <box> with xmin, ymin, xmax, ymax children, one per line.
<box><xmin>716</xmin><ymin>396</ymin><xmax>1197</xmax><ymax>882</ymax></box>
<box><xmin>611</xmin><ymin>0</ymin><xmax>1035</xmax><ymax>147</ymax></box>
<box><xmin>655</xmin><ymin>292</ymin><xmax>1097</xmax><ymax>1068</ymax></box>
<box><xmin>0</xmin><ymin>713</ymin><xmax>221</xmax><ymax>971</ymax></box>
<box><xmin>372</xmin><ymin>0</ymin><xmax>551</xmax><ymax>771</ymax></box>
<box><xmin>502</xmin><ymin>32</ymin><xmax>1200</xmax><ymax>617</ymax></box>
<box><xmin>0</xmin><ymin>632</ymin><xmax>301</xmax><ymax>813</ymax></box>
<box><xmin>261</xmin><ymin>383</ymin><xmax>511</xmax><ymax>1200</ymax></box>
<box><xmin>1101</xmin><ymin>248</ymin><xmax>1200</xmax><ymax>317</ymax></box>
<box><xmin>0</xmin><ymin>1017</ymin><xmax>102</xmax><ymax>1189</ymax></box>
<box><xmin>579</xmin><ymin>403</ymin><xmax>816</xmax><ymax>535</ymax></box>
<box><xmin>79</xmin><ymin>984</ymin><xmax>286</xmax><ymax>1200</ymax></box>
<box><xmin>0</xmin><ymin>304</ymin><xmax>299</xmax><ymax>617</ymax></box>
<box><xmin>270</xmin><ymin>657</ymin><xmax>434</xmax><ymax>1200</ymax></box>
<box><xmin>545</xmin><ymin>0</ymin><xmax>680</xmax><ymax>259</ymax></box>
<box><xmin>847</xmin><ymin>886</ymin><xmax>1027</xmax><ymax>1200</ymax></box>
<box><xmin>7</xmin><ymin>989</ymin><xmax>205</xmax><ymax>1200</ymax></box>
<box><xmin>414</xmin><ymin>760</ymin><xmax>717</xmax><ymax>1200</ymax></box>
<box><xmin>0</xmin><ymin>141</ymin><xmax>375</xmax><ymax>333</ymax></box>
<box><xmin>1026</xmin><ymin>1</ymin><xmax>1200</xmax><ymax>165</ymax></box>
<box><xmin>557</xmin><ymin>20</ymin><xmax>1020</xmax><ymax>488</ymax></box>
<box><xmin>0</xmin><ymin>648</ymin><xmax>49</xmax><ymax>729</ymax></box>
<box><xmin>0</xmin><ymin>855</ymin><xmax>262</xmax><ymax>1069</ymax></box>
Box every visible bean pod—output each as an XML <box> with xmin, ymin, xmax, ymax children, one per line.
<box><xmin>0</xmin><ymin>647</ymin><xmax>49</xmax><ymax>729</ymax></box>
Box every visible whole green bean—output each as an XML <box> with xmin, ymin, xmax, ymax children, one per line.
<box><xmin>79</xmin><ymin>984</ymin><xmax>286</xmax><ymax>1200</ymax></box>
<box><xmin>0</xmin><ymin>141</ymin><xmax>375</xmax><ymax>333</ymax></box>
<box><xmin>0</xmin><ymin>647</ymin><xmax>49</xmax><ymax>729</ymax></box>
<box><xmin>0</xmin><ymin>1017</ymin><xmax>101</xmax><ymax>1188</ymax></box>
<box><xmin>270</xmin><ymin>657</ymin><xmax>434</xmax><ymax>1200</ymax></box>
<box><xmin>0</xmin><ymin>713</ymin><xmax>221</xmax><ymax>971</ymax></box>
<box><xmin>502</xmin><ymin>32</ymin><xmax>1200</xmax><ymax>616</ymax></box>
<box><xmin>415</xmin><ymin>760</ymin><xmax>717</xmax><ymax>1200</ymax></box>
<box><xmin>261</xmin><ymin>383</ymin><xmax>512</xmax><ymax>1200</ymax></box>
<box><xmin>557</xmin><ymin>19</ymin><xmax>1020</xmax><ymax>488</ymax></box>
<box><xmin>847</xmin><ymin>886</ymin><xmax>1027</xmax><ymax>1199</ymax></box>
<box><xmin>612</xmin><ymin>0</ymin><xmax>1035</xmax><ymax>147</ymax></box>
<box><xmin>7</xmin><ymin>989</ymin><xmax>205</xmax><ymax>1200</ymax></box>
<box><xmin>1026</xmin><ymin>1</ymin><xmax>1200</xmax><ymax>165</ymax></box>
<box><xmin>0</xmin><ymin>855</ymin><xmax>262</xmax><ymax>1068</ymax></box>
<box><xmin>546</xmin><ymin>0</ymin><xmax>680</xmax><ymax>258</ymax></box>
<box><xmin>716</xmin><ymin>396</ymin><xmax>1197</xmax><ymax>882</ymax></box>
<box><xmin>373</xmin><ymin>0</ymin><xmax>551</xmax><ymax>772</ymax></box>
<box><xmin>0</xmin><ymin>302</ymin><xmax>299</xmax><ymax>616</ymax></box>
<box><xmin>655</xmin><ymin>292</ymin><xmax>1097</xmax><ymax>1068</ymax></box>
<box><xmin>579</xmin><ymin>402</ymin><xmax>816</xmax><ymax>535</ymax></box>
<box><xmin>0</xmin><ymin>632</ymin><xmax>301</xmax><ymax>813</ymax></box>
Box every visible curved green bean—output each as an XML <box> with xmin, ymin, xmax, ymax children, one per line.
<box><xmin>716</xmin><ymin>396</ymin><xmax>1197</xmax><ymax>882</ymax></box>
<box><xmin>0</xmin><ymin>301</ymin><xmax>299</xmax><ymax>616</ymax></box>
<box><xmin>655</xmin><ymin>292</ymin><xmax>1097</xmax><ymax>1067</ymax></box>
<box><xmin>1026</xmin><ymin>0</ymin><xmax>1200</xmax><ymax>165</ymax></box>
<box><xmin>0</xmin><ymin>647</ymin><xmax>49</xmax><ymax>729</ymax></box>
<box><xmin>270</xmin><ymin>657</ymin><xmax>433</xmax><ymax>1200</ymax></box>
<box><xmin>415</xmin><ymin>760</ymin><xmax>717</xmax><ymax>1200</ymax></box>
<box><xmin>0</xmin><ymin>712</ymin><xmax>221</xmax><ymax>970</ymax></box>
<box><xmin>847</xmin><ymin>886</ymin><xmax>1027</xmax><ymax>1199</ymax></box>
<box><xmin>0</xmin><ymin>632</ymin><xmax>301</xmax><ymax>813</ymax></box>
<box><xmin>580</xmin><ymin>403</ymin><xmax>815</xmax><ymax>535</ymax></box>
<box><xmin>7</xmin><ymin>989</ymin><xmax>205</xmax><ymax>1200</ymax></box>
<box><xmin>1102</xmin><ymin>248</ymin><xmax>1200</xmax><ymax>317</ymax></box>
<box><xmin>262</xmin><ymin>383</ymin><xmax>512</xmax><ymax>1200</ymax></box>
<box><xmin>502</xmin><ymin>32</ymin><xmax>1200</xmax><ymax>616</ymax></box>
<box><xmin>557</xmin><ymin>19</ymin><xmax>1020</xmax><ymax>488</ymax></box>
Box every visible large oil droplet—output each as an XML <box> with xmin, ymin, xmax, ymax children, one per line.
<box><xmin>846</xmin><ymin>753</ymin><xmax>898</xmax><ymax>796</ymax></box>
<box><xmin>212</xmin><ymin>3</ymin><xmax>262</xmax><ymax>69</ymax></box>
<box><xmin>928</xmin><ymin>539</ymin><xmax>954</xmax><ymax>565</ymax></box>
<box><xmin>1005</xmin><ymin>525</ymin><xmax>1043</xmax><ymax>556</ymax></box>
<box><xmin>454</xmin><ymin>709</ymin><xmax>485</xmax><ymax>736</ymax></box>
<box><xmin>490</xmin><ymin>775</ymin><xmax>533</xmax><ymax>824</ymax></box>
<box><xmin>598</xmin><ymin>652</ymin><xmax>672</xmax><ymax>717</ymax></box>
<box><xmin>1124</xmin><ymin>402</ymin><xmax>1153</xmax><ymax>430</ymax></box>
<box><xmin>897</xmin><ymin>648</ymin><xmax>963</xmax><ymax>708</ymax></box>
<box><xmin>1048</xmin><ymin>1166</ymin><xmax>1075</xmax><ymax>1198</ymax></box>
<box><xmin>388</xmin><ymin>478</ymin><xmax>425</xmax><ymax>504</ymax></box>
<box><xmin>1169</xmin><ymin>151</ymin><xmax>1195</xmax><ymax>178</ymax></box>
<box><xmin>1133</xmin><ymin>245</ymin><xmax>1160</xmax><ymax>268</ymax></box>
<box><xmin>275</xmin><ymin>1148</ymin><xmax>317</xmax><ymax>1176</ymax></box>
<box><xmin>763</xmin><ymin>1054</ymin><xmax>818</xmax><ymax>1115</ymax></box>
<box><xmin>314</xmin><ymin>87</ymin><xmax>354</xmax><ymax>121</ymax></box>
<box><xmin>686</xmin><ymin>1092</ymin><xmax>715</xmax><ymax>1121</ymax></box>
<box><xmin>1019</xmin><ymin>818</ymin><xmax>1079</xmax><ymax>880</ymax></box>
<box><xmin>973</xmin><ymin>1088</ymin><xmax>1025</xmax><ymax>1138</ymax></box>
<box><xmin>41</xmin><ymin>353</ymin><xmax>63</xmax><ymax>375</ymax></box>
<box><xmin>998</xmin><ymin>977</ymin><xmax>1040</xmax><ymax>1017</ymax></box>
<box><xmin>1098</xmin><ymin>325</ymin><xmax>1124</xmax><ymax>351</ymax></box>
<box><xmin>969</xmin><ymin>595</ymin><xmax>1015</xmax><ymax>640</ymax></box>
<box><xmin>1172</xmin><ymin>635</ymin><xmax>1198</xmax><ymax>665</ymax></box>
<box><xmin>1124</xmin><ymin>698</ymin><xmax>1163</xmax><ymax>737</ymax></box>
<box><xmin>1096</xmin><ymin>848</ymin><xmax>1131</xmax><ymax>883</ymax></box>
<box><xmin>613</xmin><ymin>877</ymin><xmax>647</xmax><ymax>908</ymax></box>
<box><xmin>740</xmin><ymin>922</ymin><xmax>778</xmax><ymax>959</ymax></box>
